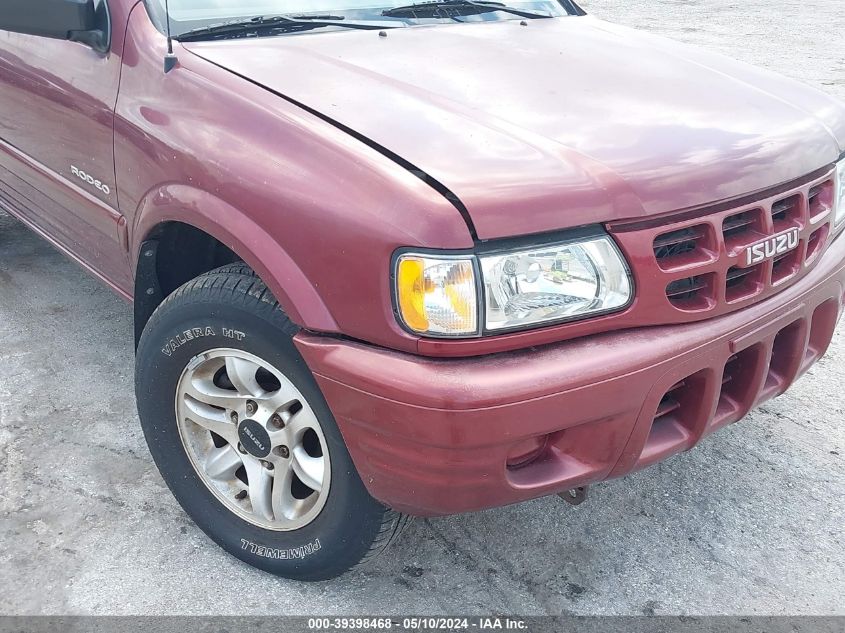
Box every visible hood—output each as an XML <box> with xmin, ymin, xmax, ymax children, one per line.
<box><xmin>185</xmin><ymin>16</ymin><xmax>845</xmax><ymax>240</ymax></box>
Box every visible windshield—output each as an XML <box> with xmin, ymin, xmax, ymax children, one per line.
<box><xmin>146</xmin><ymin>1</ymin><xmax>579</xmax><ymax>38</ymax></box>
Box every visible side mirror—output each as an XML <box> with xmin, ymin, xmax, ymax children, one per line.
<box><xmin>0</xmin><ymin>0</ymin><xmax>109</xmax><ymax>52</ymax></box>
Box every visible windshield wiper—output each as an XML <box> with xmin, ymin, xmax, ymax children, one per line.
<box><xmin>382</xmin><ymin>1</ymin><xmax>552</xmax><ymax>20</ymax></box>
<box><xmin>177</xmin><ymin>14</ymin><xmax>394</xmax><ymax>42</ymax></box>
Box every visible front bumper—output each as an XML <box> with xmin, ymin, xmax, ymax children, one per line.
<box><xmin>295</xmin><ymin>235</ymin><xmax>845</xmax><ymax>517</ymax></box>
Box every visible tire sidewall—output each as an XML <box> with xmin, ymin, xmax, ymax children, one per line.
<box><xmin>136</xmin><ymin>294</ymin><xmax>383</xmax><ymax>581</ymax></box>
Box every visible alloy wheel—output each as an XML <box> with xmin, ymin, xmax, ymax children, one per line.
<box><xmin>174</xmin><ymin>348</ymin><xmax>331</xmax><ymax>531</ymax></box>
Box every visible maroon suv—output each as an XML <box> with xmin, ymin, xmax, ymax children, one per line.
<box><xmin>1</xmin><ymin>0</ymin><xmax>844</xmax><ymax>580</ymax></box>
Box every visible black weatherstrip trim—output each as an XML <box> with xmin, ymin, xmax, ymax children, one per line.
<box><xmin>564</xmin><ymin>1</ymin><xmax>587</xmax><ymax>16</ymax></box>
<box><xmin>194</xmin><ymin>54</ymin><xmax>480</xmax><ymax>242</ymax></box>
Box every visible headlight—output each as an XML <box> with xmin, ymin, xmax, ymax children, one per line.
<box><xmin>480</xmin><ymin>236</ymin><xmax>632</xmax><ymax>331</ymax></box>
<box><xmin>835</xmin><ymin>158</ymin><xmax>845</xmax><ymax>226</ymax></box>
<box><xmin>394</xmin><ymin>232</ymin><xmax>632</xmax><ymax>337</ymax></box>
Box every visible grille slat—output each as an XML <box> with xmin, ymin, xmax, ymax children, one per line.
<box><xmin>653</xmin><ymin>225</ymin><xmax>707</xmax><ymax>263</ymax></box>
<box><xmin>653</xmin><ymin>228</ymin><xmax>703</xmax><ymax>250</ymax></box>
<box><xmin>771</xmin><ymin>195</ymin><xmax>799</xmax><ymax>224</ymax></box>
<box><xmin>725</xmin><ymin>262</ymin><xmax>765</xmax><ymax>302</ymax></box>
<box><xmin>723</xmin><ymin>212</ymin><xmax>755</xmax><ymax>236</ymax></box>
<box><xmin>807</xmin><ymin>225</ymin><xmax>828</xmax><ymax>261</ymax></box>
<box><xmin>666</xmin><ymin>277</ymin><xmax>706</xmax><ymax>299</ymax></box>
<box><xmin>808</xmin><ymin>183</ymin><xmax>832</xmax><ymax>221</ymax></box>
<box><xmin>771</xmin><ymin>200</ymin><xmax>792</xmax><ymax>214</ymax></box>
<box><xmin>726</xmin><ymin>266</ymin><xmax>755</xmax><ymax>283</ymax></box>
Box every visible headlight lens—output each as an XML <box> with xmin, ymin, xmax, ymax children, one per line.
<box><xmin>835</xmin><ymin>158</ymin><xmax>845</xmax><ymax>226</ymax></box>
<box><xmin>394</xmin><ymin>233</ymin><xmax>632</xmax><ymax>337</ymax></box>
<box><xmin>480</xmin><ymin>237</ymin><xmax>632</xmax><ymax>331</ymax></box>
<box><xmin>395</xmin><ymin>255</ymin><xmax>478</xmax><ymax>335</ymax></box>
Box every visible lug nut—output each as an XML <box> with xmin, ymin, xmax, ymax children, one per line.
<box><xmin>275</xmin><ymin>446</ymin><xmax>290</xmax><ymax>459</ymax></box>
<box><xmin>235</xmin><ymin>490</ymin><xmax>248</xmax><ymax>500</ymax></box>
<box><xmin>262</xmin><ymin>460</ymin><xmax>274</xmax><ymax>470</ymax></box>
<box><xmin>237</xmin><ymin>443</ymin><xmax>247</xmax><ymax>454</ymax></box>
<box><xmin>230</xmin><ymin>411</ymin><xmax>239</xmax><ymax>423</ymax></box>
<box><xmin>270</xmin><ymin>414</ymin><xmax>285</xmax><ymax>429</ymax></box>
<box><xmin>246</xmin><ymin>400</ymin><xmax>257</xmax><ymax>415</ymax></box>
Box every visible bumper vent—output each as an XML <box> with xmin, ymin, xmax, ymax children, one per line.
<box><xmin>632</xmin><ymin>299</ymin><xmax>841</xmax><ymax>471</ymax></box>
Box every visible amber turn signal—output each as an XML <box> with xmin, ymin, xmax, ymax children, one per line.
<box><xmin>395</xmin><ymin>255</ymin><xmax>477</xmax><ymax>336</ymax></box>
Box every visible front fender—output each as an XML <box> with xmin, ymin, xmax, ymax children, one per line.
<box><xmin>132</xmin><ymin>184</ymin><xmax>338</xmax><ymax>331</ymax></box>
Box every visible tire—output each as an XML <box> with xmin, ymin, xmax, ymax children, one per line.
<box><xmin>135</xmin><ymin>270</ymin><xmax>407</xmax><ymax>580</ymax></box>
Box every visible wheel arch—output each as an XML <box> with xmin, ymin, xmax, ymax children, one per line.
<box><xmin>131</xmin><ymin>184</ymin><xmax>338</xmax><ymax>345</ymax></box>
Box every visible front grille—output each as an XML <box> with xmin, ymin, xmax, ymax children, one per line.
<box><xmin>611</xmin><ymin>167</ymin><xmax>838</xmax><ymax>323</ymax></box>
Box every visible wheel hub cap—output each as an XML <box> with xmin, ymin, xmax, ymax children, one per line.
<box><xmin>238</xmin><ymin>419</ymin><xmax>271</xmax><ymax>458</ymax></box>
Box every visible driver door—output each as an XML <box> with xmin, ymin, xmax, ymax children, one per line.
<box><xmin>0</xmin><ymin>0</ymin><xmax>133</xmax><ymax>293</ymax></box>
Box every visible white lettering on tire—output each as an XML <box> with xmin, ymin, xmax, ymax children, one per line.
<box><xmin>161</xmin><ymin>327</ymin><xmax>217</xmax><ymax>356</ymax></box>
<box><xmin>222</xmin><ymin>328</ymin><xmax>246</xmax><ymax>341</ymax></box>
<box><xmin>239</xmin><ymin>538</ymin><xmax>322</xmax><ymax>559</ymax></box>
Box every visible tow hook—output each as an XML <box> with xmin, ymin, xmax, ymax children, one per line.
<box><xmin>558</xmin><ymin>486</ymin><xmax>588</xmax><ymax>506</ymax></box>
